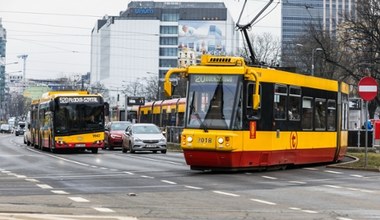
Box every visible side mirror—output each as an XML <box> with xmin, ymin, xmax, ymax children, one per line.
<box><xmin>252</xmin><ymin>94</ymin><xmax>261</xmax><ymax>110</ymax></box>
<box><xmin>164</xmin><ymin>81</ymin><xmax>172</xmax><ymax>97</ymax></box>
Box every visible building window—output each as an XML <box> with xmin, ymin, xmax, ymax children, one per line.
<box><xmin>161</xmin><ymin>13</ymin><xmax>179</xmax><ymax>21</ymax></box>
<box><xmin>160</xmin><ymin>37</ymin><xmax>178</xmax><ymax>45</ymax></box>
<box><xmin>160</xmin><ymin>26</ymin><xmax>178</xmax><ymax>34</ymax></box>
<box><xmin>159</xmin><ymin>59</ymin><xmax>177</xmax><ymax>67</ymax></box>
<box><xmin>160</xmin><ymin>48</ymin><xmax>178</xmax><ymax>56</ymax></box>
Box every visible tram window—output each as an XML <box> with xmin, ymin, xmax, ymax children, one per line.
<box><xmin>342</xmin><ymin>94</ymin><xmax>349</xmax><ymax>130</ymax></box>
<box><xmin>302</xmin><ymin>97</ymin><xmax>313</xmax><ymax>130</ymax></box>
<box><xmin>315</xmin><ymin>98</ymin><xmax>327</xmax><ymax>130</ymax></box>
<box><xmin>288</xmin><ymin>87</ymin><xmax>301</xmax><ymax>121</ymax></box>
<box><xmin>274</xmin><ymin>85</ymin><xmax>287</xmax><ymax>120</ymax></box>
<box><xmin>327</xmin><ymin>100</ymin><xmax>336</xmax><ymax>131</ymax></box>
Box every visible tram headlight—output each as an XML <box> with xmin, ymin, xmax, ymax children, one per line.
<box><xmin>217</xmin><ymin>137</ymin><xmax>224</xmax><ymax>144</ymax></box>
<box><xmin>187</xmin><ymin>136</ymin><xmax>193</xmax><ymax>143</ymax></box>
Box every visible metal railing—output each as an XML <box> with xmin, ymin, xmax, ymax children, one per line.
<box><xmin>165</xmin><ymin>126</ymin><xmax>183</xmax><ymax>144</ymax></box>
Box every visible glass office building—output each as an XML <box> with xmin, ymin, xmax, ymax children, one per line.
<box><xmin>90</xmin><ymin>1</ymin><xmax>239</xmax><ymax>106</ymax></box>
<box><xmin>281</xmin><ymin>0</ymin><xmax>356</xmax><ymax>67</ymax></box>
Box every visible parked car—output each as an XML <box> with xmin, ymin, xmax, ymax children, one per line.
<box><xmin>0</xmin><ymin>124</ymin><xmax>12</xmax><ymax>133</ymax></box>
<box><xmin>122</xmin><ymin>123</ymin><xmax>167</xmax><ymax>154</ymax></box>
<box><xmin>15</xmin><ymin>121</ymin><xmax>26</xmax><ymax>136</ymax></box>
<box><xmin>104</xmin><ymin>121</ymin><xmax>132</xmax><ymax>150</ymax></box>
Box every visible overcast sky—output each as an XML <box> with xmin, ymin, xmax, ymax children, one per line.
<box><xmin>0</xmin><ymin>0</ymin><xmax>280</xmax><ymax>80</ymax></box>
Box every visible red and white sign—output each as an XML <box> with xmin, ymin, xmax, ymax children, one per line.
<box><xmin>358</xmin><ymin>76</ymin><xmax>378</xmax><ymax>101</ymax></box>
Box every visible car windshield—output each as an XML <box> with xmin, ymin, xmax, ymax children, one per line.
<box><xmin>111</xmin><ymin>122</ymin><xmax>131</xmax><ymax>131</ymax></box>
<box><xmin>133</xmin><ymin>125</ymin><xmax>161</xmax><ymax>134</ymax></box>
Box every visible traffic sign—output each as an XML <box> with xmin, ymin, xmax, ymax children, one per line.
<box><xmin>358</xmin><ymin>76</ymin><xmax>378</xmax><ymax>101</ymax></box>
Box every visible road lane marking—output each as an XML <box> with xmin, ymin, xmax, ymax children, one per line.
<box><xmin>262</xmin><ymin>176</ymin><xmax>277</xmax><ymax>180</ymax></box>
<box><xmin>141</xmin><ymin>175</ymin><xmax>154</xmax><ymax>179</ymax></box>
<box><xmin>302</xmin><ymin>209</ymin><xmax>318</xmax><ymax>214</ymax></box>
<box><xmin>185</xmin><ymin>185</ymin><xmax>203</xmax><ymax>190</ymax></box>
<box><xmin>93</xmin><ymin>207</ymin><xmax>115</xmax><ymax>213</ymax></box>
<box><xmin>289</xmin><ymin>207</ymin><xmax>301</xmax><ymax>210</ymax></box>
<box><xmin>337</xmin><ymin>217</ymin><xmax>354</xmax><ymax>220</ymax></box>
<box><xmin>25</xmin><ymin>178</ymin><xmax>39</xmax><ymax>183</ymax></box>
<box><xmin>161</xmin><ymin>180</ymin><xmax>177</xmax><ymax>185</ymax></box>
<box><xmin>15</xmin><ymin>175</ymin><xmax>27</xmax><ymax>178</ymax></box>
<box><xmin>288</xmin><ymin>181</ymin><xmax>307</xmax><ymax>184</ymax></box>
<box><xmin>250</xmin><ymin>198</ymin><xmax>276</xmax><ymax>205</ymax></box>
<box><xmin>36</xmin><ymin>184</ymin><xmax>53</xmax><ymax>189</ymax></box>
<box><xmin>303</xmin><ymin>168</ymin><xmax>318</xmax><ymax>171</ymax></box>
<box><xmin>213</xmin><ymin>191</ymin><xmax>240</xmax><ymax>197</ymax></box>
<box><xmin>325</xmin><ymin>170</ymin><xmax>343</xmax><ymax>174</ymax></box>
<box><xmin>324</xmin><ymin>185</ymin><xmax>342</xmax><ymax>189</ymax></box>
<box><xmin>51</xmin><ymin>190</ymin><xmax>69</xmax><ymax>195</ymax></box>
<box><xmin>124</xmin><ymin>171</ymin><xmax>134</xmax><ymax>175</ymax></box>
<box><xmin>68</xmin><ymin>197</ymin><xmax>89</xmax><ymax>202</ymax></box>
<box><xmin>350</xmin><ymin>174</ymin><xmax>364</xmax><ymax>178</ymax></box>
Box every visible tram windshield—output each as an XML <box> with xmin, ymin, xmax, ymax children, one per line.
<box><xmin>186</xmin><ymin>74</ymin><xmax>242</xmax><ymax>130</ymax></box>
<box><xmin>54</xmin><ymin>97</ymin><xmax>104</xmax><ymax>134</ymax></box>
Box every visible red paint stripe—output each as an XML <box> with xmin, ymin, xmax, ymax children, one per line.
<box><xmin>184</xmin><ymin>148</ymin><xmax>343</xmax><ymax>169</ymax></box>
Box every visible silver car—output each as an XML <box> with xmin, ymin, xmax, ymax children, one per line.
<box><xmin>122</xmin><ymin>123</ymin><xmax>167</xmax><ymax>154</ymax></box>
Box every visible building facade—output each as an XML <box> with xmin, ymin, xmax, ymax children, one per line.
<box><xmin>281</xmin><ymin>0</ymin><xmax>356</xmax><ymax>67</ymax></box>
<box><xmin>0</xmin><ymin>18</ymin><xmax>7</xmax><ymax>121</ymax></box>
<box><xmin>90</xmin><ymin>1</ymin><xmax>239</xmax><ymax>107</ymax></box>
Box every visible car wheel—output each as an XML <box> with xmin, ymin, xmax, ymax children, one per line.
<box><xmin>122</xmin><ymin>147</ymin><xmax>127</xmax><ymax>153</ymax></box>
<box><xmin>161</xmin><ymin>150</ymin><xmax>167</xmax><ymax>154</ymax></box>
<box><xmin>91</xmin><ymin>148</ymin><xmax>98</xmax><ymax>154</ymax></box>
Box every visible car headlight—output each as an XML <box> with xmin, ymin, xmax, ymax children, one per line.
<box><xmin>134</xmin><ymin>137</ymin><xmax>143</xmax><ymax>143</ymax></box>
<box><xmin>110</xmin><ymin>134</ymin><xmax>121</xmax><ymax>139</ymax></box>
<box><xmin>159</xmin><ymin>137</ymin><xmax>166</xmax><ymax>143</ymax></box>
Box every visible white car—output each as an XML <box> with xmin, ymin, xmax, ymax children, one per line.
<box><xmin>121</xmin><ymin>123</ymin><xmax>167</xmax><ymax>154</ymax></box>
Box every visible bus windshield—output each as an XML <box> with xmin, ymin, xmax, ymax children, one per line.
<box><xmin>54</xmin><ymin>99</ymin><xmax>104</xmax><ymax>134</ymax></box>
<box><xmin>186</xmin><ymin>74</ymin><xmax>242</xmax><ymax>130</ymax></box>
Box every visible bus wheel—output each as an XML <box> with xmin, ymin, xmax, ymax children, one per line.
<box><xmin>91</xmin><ymin>148</ymin><xmax>98</xmax><ymax>154</ymax></box>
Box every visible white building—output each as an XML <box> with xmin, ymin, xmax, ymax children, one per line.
<box><xmin>90</xmin><ymin>1</ymin><xmax>239</xmax><ymax>107</ymax></box>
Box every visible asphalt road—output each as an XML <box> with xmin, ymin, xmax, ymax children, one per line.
<box><xmin>0</xmin><ymin>133</ymin><xmax>379</xmax><ymax>220</ymax></box>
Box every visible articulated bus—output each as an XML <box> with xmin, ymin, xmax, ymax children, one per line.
<box><xmin>164</xmin><ymin>55</ymin><xmax>349</xmax><ymax>170</ymax></box>
<box><xmin>139</xmin><ymin>98</ymin><xmax>186</xmax><ymax>128</ymax></box>
<box><xmin>29</xmin><ymin>91</ymin><xmax>107</xmax><ymax>153</ymax></box>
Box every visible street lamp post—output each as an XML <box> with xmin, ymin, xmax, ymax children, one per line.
<box><xmin>311</xmin><ymin>48</ymin><xmax>323</xmax><ymax>76</ymax></box>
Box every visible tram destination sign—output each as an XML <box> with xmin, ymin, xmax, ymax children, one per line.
<box><xmin>358</xmin><ymin>76</ymin><xmax>378</xmax><ymax>101</ymax></box>
<box><xmin>58</xmin><ymin>96</ymin><xmax>100</xmax><ymax>104</ymax></box>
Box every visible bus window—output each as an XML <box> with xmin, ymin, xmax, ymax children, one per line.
<box><xmin>274</xmin><ymin>85</ymin><xmax>287</xmax><ymax>120</ymax></box>
<box><xmin>315</xmin><ymin>98</ymin><xmax>326</xmax><ymax>130</ymax></box>
<box><xmin>302</xmin><ymin>97</ymin><xmax>313</xmax><ymax>130</ymax></box>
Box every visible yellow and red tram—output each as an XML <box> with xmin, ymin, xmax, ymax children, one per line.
<box><xmin>139</xmin><ymin>98</ymin><xmax>186</xmax><ymax>128</ymax></box>
<box><xmin>164</xmin><ymin>55</ymin><xmax>349</xmax><ymax>170</ymax></box>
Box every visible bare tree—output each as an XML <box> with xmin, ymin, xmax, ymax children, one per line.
<box><xmin>239</xmin><ymin>32</ymin><xmax>281</xmax><ymax>66</ymax></box>
<box><xmin>292</xmin><ymin>0</ymin><xmax>380</xmax><ymax>118</ymax></box>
